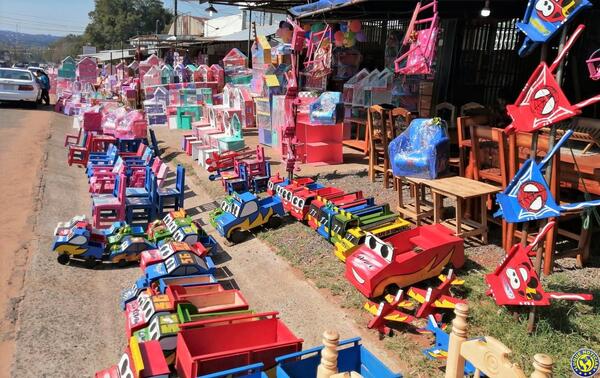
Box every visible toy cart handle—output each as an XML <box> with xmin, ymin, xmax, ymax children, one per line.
<box><xmin>587</xmin><ymin>48</ymin><xmax>600</xmax><ymax>62</ymax></box>
<box><xmin>179</xmin><ymin>311</ymin><xmax>279</xmax><ymax>329</ymax></box>
<box><xmin>274</xmin><ymin>337</ymin><xmax>362</xmax><ymax>363</ymax></box>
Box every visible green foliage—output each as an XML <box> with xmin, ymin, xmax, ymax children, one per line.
<box><xmin>45</xmin><ymin>34</ymin><xmax>86</xmax><ymax>63</ymax></box>
<box><xmin>84</xmin><ymin>0</ymin><xmax>172</xmax><ymax>50</ymax></box>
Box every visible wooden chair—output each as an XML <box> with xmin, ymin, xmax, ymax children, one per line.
<box><xmin>368</xmin><ymin>105</ymin><xmax>412</xmax><ymax>189</ymax></box>
<box><xmin>460</xmin><ymin>102</ymin><xmax>485</xmax><ymax>116</ymax></box>
<box><xmin>456</xmin><ymin>116</ymin><xmax>488</xmax><ymax>179</ymax></box>
<box><xmin>445</xmin><ymin>304</ymin><xmax>554</xmax><ymax>378</ymax></box>
<box><xmin>64</xmin><ymin>127</ymin><xmax>83</xmax><ymax>147</ymax></box>
<box><xmin>435</xmin><ymin>102</ymin><xmax>457</xmax><ymax>129</ymax></box>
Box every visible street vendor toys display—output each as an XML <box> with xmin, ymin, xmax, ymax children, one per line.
<box><xmin>388</xmin><ymin>117</ymin><xmax>449</xmax><ymax>179</ymax></box>
<box><xmin>516</xmin><ymin>0</ymin><xmax>591</xmax><ymax>56</ymax></box>
<box><xmin>485</xmin><ymin>222</ymin><xmax>593</xmax><ymax>306</ymax></box>
<box><xmin>394</xmin><ymin>0</ymin><xmax>439</xmax><ymax>76</ymax></box>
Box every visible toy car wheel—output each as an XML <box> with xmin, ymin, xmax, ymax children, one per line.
<box><xmin>266</xmin><ymin>215</ymin><xmax>282</xmax><ymax>229</ymax></box>
<box><xmin>57</xmin><ymin>254</ymin><xmax>70</xmax><ymax>265</ymax></box>
<box><xmin>84</xmin><ymin>258</ymin><xmax>98</xmax><ymax>269</ymax></box>
<box><xmin>117</xmin><ymin>259</ymin><xmax>128</xmax><ymax>268</ymax></box>
<box><xmin>230</xmin><ymin>229</ymin><xmax>248</xmax><ymax>244</ymax></box>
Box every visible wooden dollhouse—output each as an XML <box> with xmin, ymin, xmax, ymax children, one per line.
<box><xmin>142</xmin><ymin>66</ymin><xmax>161</xmax><ymax>93</ymax></box>
<box><xmin>251</xmin><ymin>35</ymin><xmax>273</xmax><ymax>95</ymax></box>
<box><xmin>210</xmin><ymin>64</ymin><xmax>224</xmax><ymax>91</ymax></box>
<box><xmin>233</xmin><ymin>86</ymin><xmax>255</xmax><ymax>128</ymax></box>
<box><xmin>256</xmin><ymin>97</ymin><xmax>272</xmax><ymax>145</ymax></box>
<box><xmin>115</xmin><ymin>62</ymin><xmax>125</xmax><ymax>80</ymax></box>
<box><xmin>223</xmin><ymin>48</ymin><xmax>251</xmax><ymax>85</ymax></box>
<box><xmin>160</xmin><ymin>64</ymin><xmax>174</xmax><ymax>84</ymax></box>
<box><xmin>59</xmin><ymin>56</ymin><xmax>77</xmax><ymax>79</ymax></box>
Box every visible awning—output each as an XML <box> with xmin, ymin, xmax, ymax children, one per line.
<box><xmin>288</xmin><ymin>0</ymin><xmax>367</xmax><ymax>18</ymax></box>
<box><xmin>213</xmin><ymin>24</ymin><xmax>279</xmax><ymax>41</ymax></box>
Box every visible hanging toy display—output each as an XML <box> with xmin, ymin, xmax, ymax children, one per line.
<box><xmin>504</xmin><ymin>24</ymin><xmax>600</xmax><ymax>134</ymax></box>
<box><xmin>394</xmin><ymin>0</ymin><xmax>439</xmax><ymax>75</ymax></box>
<box><xmin>495</xmin><ymin>130</ymin><xmax>600</xmax><ymax>223</ymax></box>
<box><xmin>485</xmin><ymin>222</ymin><xmax>593</xmax><ymax>306</ymax></box>
<box><xmin>516</xmin><ymin>0</ymin><xmax>592</xmax><ymax>57</ymax></box>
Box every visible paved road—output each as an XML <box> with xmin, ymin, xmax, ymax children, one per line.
<box><xmin>1</xmin><ymin>107</ymin><xmax>402</xmax><ymax>377</ymax></box>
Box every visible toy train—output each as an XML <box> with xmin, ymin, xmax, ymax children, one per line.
<box><xmin>52</xmin><ymin>210</ymin><xmax>216</xmax><ymax>267</ymax></box>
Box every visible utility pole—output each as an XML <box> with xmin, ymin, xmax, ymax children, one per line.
<box><xmin>174</xmin><ymin>0</ymin><xmax>178</xmax><ymax>46</ymax></box>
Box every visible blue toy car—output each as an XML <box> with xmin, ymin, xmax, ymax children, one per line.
<box><xmin>107</xmin><ymin>235</ymin><xmax>156</xmax><ymax>266</ymax></box>
<box><xmin>209</xmin><ymin>191</ymin><xmax>285</xmax><ymax>244</ymax></box>
<box><xmin>134</xmin><ymin>252</ymin><xmax>216</xmax><ymax>290</ymax></box>
<box><xmin>52</xmin><ymin>226</ymin><xmax>105</xmax><ymax>268</ymax></box>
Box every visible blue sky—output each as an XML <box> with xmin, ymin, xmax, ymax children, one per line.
<box><xmin>0</xmin><ymin>0</ymin><xmax>241</xmax><ymax>36</ymax></box>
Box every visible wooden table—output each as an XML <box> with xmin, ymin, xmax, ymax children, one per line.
<box><xmin>395</xmin><ymin>176</ymin><xmax>435</xmax><ymax>226</ymax></box>
<box><xmin>427</xmin><ymin>176</ymin><xmax>500</xmax><ymax>243</ymax></box>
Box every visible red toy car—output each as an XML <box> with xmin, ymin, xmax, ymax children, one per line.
<box><xmin>345</xmin><ymin>224</ymin><xmax>464</xmax><ymax>298</ymax></box>
<box><xmin>279</xmin><ymin>178</ymin><xmax>320</xmax><ymax>212</ymax></box>
<box><xmin>139</xmin><ymin>241</ymin><xmax>208</xmax><ymax>271</ymax></box>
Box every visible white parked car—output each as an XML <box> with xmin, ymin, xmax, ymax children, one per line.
<box><xmin>0</xmin><ymin>68</ymin><xmax>41</xmax><ymax>105</ymax></box>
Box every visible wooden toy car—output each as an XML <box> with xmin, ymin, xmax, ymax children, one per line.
<box><xmin>266</xmin><ymin>173</ymin><xmax>289</xmax><ymax>196</ymax></box>
<box><xmin>329</xmin><ymin>203</ymin><xmax>397</xmax><ymax>244</ymax></box>
<box><xmin>316</xmin><ymin>199</ymin><xmax>376</xmax><ymax>240</ymax></box>
<box><xmin>120</xmin><ymin>274</ymin><xmax>217</xmax><ymax>311</ymax></box>
<box><xmin>279</xmin><ymin>179</ymin><xmax>323</xmax><ymax>213</ymax></box>
<box><xmin>146</xmin><ymin>211</ymin><xmax>217</xmax><ymax>252</ymax></box>
<box><xmin>125</xmin><ymin>284</ymin><xmax>227</xmax><ymax>337</ymax></box>
<box><xmin>209</xmin><ymin>191</ymin><xmax>285</xmax><ymax>243</ymax></box>
<box><xmin>135</xmin><ymin>252</ymin><xmax>216</xmax><ymax>290</ymax></box>
<box><xmin>307</xmin><ymin>191</ymin><xmax>364</xmax><ymax>230</ymax></box>
<box><xmin>198</xmin><ymin>363</ymin><xmax>267</xmax><ymax>378</ymax></box>
<box><xmin>94</xmin><ymin>337</ymin><xmax>169</xmax><ymax>378</ymax></box>
<box><xmin>345</xmin><ymin>224</ymin><xmax>464</xmax><ymax>298</ymax></box>
<box><xmin>109</xmin><ymin>236</ymin><xmax>156</xmax><ymax>266</ymax></box>
<box><xmin>333</xmin><ymin>216</ymin><xmax>411</xmax><ymax>262</ymax></box>
<box><xmin>106</xmin><ymin>223</ymin><xmax>147</xmax><ymax>248</ymax></box>
<box><xmin>276</xmin><ymin>337</ymin><xmax>401</xmax><ymax>378</ymax></box>
<box><xmin>175</xmin><ymin>312</ymin><xmax>303</xmax><ymax>378</ymax></box>
<box><xmin>288</xmin><ymin>186</ymin><xmax>344</xmax><ymax>221</ymax></box>
<box><xmin>139</xmin><ymin>241</ymin><xmax>208</xmax><ymax>271</ymax></box>
<box><xmin>52</xmin><ymin>226</ymin><xmax>105</xmax><ymax>267</ymax></box>
<box><xmin>133</xmin><ymin>313</ymin><xmax>180</xmax><ymax>365</ymax></box>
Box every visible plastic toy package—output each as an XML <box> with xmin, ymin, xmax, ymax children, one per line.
<box><xmin>309</xmin><ymin>91</ymin><xmax>343</xmax><ymax>125</ymax></box>
<box><xmin>388</xmin><ymin>118</ymin><xmax>449</xmax><ymax>179</ymax></box>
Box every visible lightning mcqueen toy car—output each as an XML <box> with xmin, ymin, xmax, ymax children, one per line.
<box><xmin>345</xmin><ymin>224</ymin><xmax>464</xmax><ymax>298</ymax></box>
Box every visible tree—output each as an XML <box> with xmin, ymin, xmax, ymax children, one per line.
<box><xmin>45</xmin><ymin>34</ymin><xmax>86</xmax><ymax>63</ymax></box>
<box><xmin>84</xmin><ymin>0</ymin><xmax>172</xmax><ymax>50</ymax></box>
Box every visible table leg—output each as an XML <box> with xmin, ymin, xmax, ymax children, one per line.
<box><xmin>456</xmin><ymin>197</ymin><xmax>462</xmax><ymax>237</ymax></box>
<box><xmin>433</xmin><ymin>191</ymin><xmax>442</xmax><ymax>224</ymax></box>
<box><xmin>414</xmin><ymin>184</ymin><xmax>421</xmax><ymax>226</ymax></box>
<box><xmin>480</xmin><ymin>195</ymin><xmax>488</xmax><ymax>244</ymax></box>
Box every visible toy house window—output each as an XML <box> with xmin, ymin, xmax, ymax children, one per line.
<box><xmin>240</xmin><ymin>201</ymin><xmax>258</xmax><ymax>218</ymax></box>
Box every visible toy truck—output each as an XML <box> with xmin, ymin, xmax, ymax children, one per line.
<box><xmin>333</xmin><ymin>216</ymin><xmax>412</xmax><ymax>262</ymax></box>
<box><xmin>266</xmin><ymin>173</ymin><xmax>290</xmax><ymax>196</ymax></box>
<box><xmin>276</xmin><ymin>337</ymin><xmax>401</xmax><ymax>378</ymax></box>
<box><xmin>175</xmin><ymin>312</ymin><xmax>303</xmax><ymax>378</ymax></box>
<box><xmin>307</xmin><ymin>191</ymin><xmax>364</xmax><ymax>229</ymax></box>
<box><xmin>316</xmin><ymin>198</ymin><xmax>376</xmax><ymax>240</ymax></box>
<box><xmin>329</xmin><ymin>203</ymin><xmax>397</xmax><ymax>245</ymax></box>
<box><xmin>345</xmin><ymin>224</ymin><xmax>464</xmax><ymax>298</ymax></box>
<box><xmin>94</xmin><ymin>337</ymin><xmax>169</xmax><ymax>378</ymax></box>
<box><xmin>147</xmin><ymin>210</ymin><xmax>217</xmax><ymax>252</ymax></box>
<box><xmin>209</xmin><ymin>191</ymin><xmax>285</xmax><ymax>243</ymax></box>
<box><xmin>280</xmin><ymin>179</ymin><xmax>324</xmax><ymax>213</ymax></box>
<box><xmin>120</xmin><ymin>274</ymin><xmax>218</xmax><ymax>311</ymax></box>
<box><xmin>289</xmin><ymin>186</ymin><xmax>345</xmax><ymax>221</ymax></box>
<box><xmin>125</xmin><ymin>284</ymin><xmax>229</xmax><ymax>337</ymax></box>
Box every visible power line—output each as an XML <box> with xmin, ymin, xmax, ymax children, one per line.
<box><xmin>0</xmin><ymin>13</ymin><xmax>89</xmax><ymax>29</ymax></box>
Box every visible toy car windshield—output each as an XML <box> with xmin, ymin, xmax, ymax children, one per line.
<box><xmin>158</xmin><ymin>244</ymin><xmax>175</xmax><ymax>259</ymax></box>
<box><xmin>365</xmin><ymin>233</ymin><xmax>395</xmax><ymax>262</ymax></box>
<box><xmin>118</xmin><ymin>352</ymin><xmax>134</xmax><ymax>378</ymax></box>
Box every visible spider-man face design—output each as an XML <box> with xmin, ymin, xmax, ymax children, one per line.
<box><xmin>534</xmin><ymin>0</ymin><xmax>569</xmax><ymax>23</ymax></box>
<box><xmin>517</xmin><ymin>181</ymin><xmax>548</xmax><ymax>213</ymax></box>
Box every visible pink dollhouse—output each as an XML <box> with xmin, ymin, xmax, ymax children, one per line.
<box><xmin>142</xmin><ymin>66</ymin><xmax>161</xmax><ymax>95</ymax></box>
<box><xmin>77</xmin><ymin>57</ymin><xmax>98</xmax><ymax>84</ymax></box>
<box><xmin>233</xmin><ymin>86</ymin><xmax>255</xmax><ymax>128</ymax></box>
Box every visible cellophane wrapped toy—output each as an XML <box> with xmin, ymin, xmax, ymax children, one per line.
<box><xmin>309</xmin><ymin>91</ymin><xmax>343</xmax><ymax>125</ymax></box>
<box><xmin>388</xmin><ymin>118</ymin><xmax>449</xmax><ymax>179</ymax></box>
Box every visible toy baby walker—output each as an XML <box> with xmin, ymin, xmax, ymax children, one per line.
<box><xmin>516</xmin><ymin>0</ymin><xmax>592</xmax><ymax>57</ymax></box>
<box><xmin>495</xmin><ymin>130</ymin><xmax>600</xmax><ymax>223</ymax></box>
<box><xmin>485</xmin><ymin>221</ymin><xmax>593</xmax><ymax>306</ymax></box>
<box><xmin>505</xmin><ymin>24</ymin><xmax>600</xmax><ymax>134</ymax></box>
